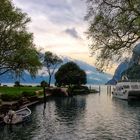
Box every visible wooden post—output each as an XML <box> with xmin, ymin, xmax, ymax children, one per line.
<box><xmin>107</xmin><ymin>85</ymin><xmax>109</xmax><ymax>94</ymax></box>
<box><xmin>99</xmin><ymin>85</ymin><xmax>101</xmax><ymax>94</ymax></box>
<box><xmin>43</xmin><ymin>86</ymin><xmax>46</xmax><ymax>101</ymax></box>
<box><xmin>89</xmin><ymin>85</ymin><xmax>91</xmax><ymax>90</ymax></box>
<box><xmin>107</xmin><ymin>85</ymin><xmax>111</xmax><ymax>95</ymax></box>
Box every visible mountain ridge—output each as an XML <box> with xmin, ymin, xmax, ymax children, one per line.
<box><xmin>0</xmin><ymin>57</ymin><xmax>112</xmax><ymax>84</ymax></box>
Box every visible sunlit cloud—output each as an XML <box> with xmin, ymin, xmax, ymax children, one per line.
<box><xmin>12</xmin><ymin>0</ymin><xmax>115</xmax><ymax>74</ymax></box>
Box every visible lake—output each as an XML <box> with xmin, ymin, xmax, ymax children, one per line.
<box><xmin>0</xmin><ymin>86</ymin><xmax>140</xmax><ymax>140</ymax></box>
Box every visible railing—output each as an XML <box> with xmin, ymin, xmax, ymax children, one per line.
<box><xmin>118</xmin><ymin>79</ymin><xmax>140</xmax><ymax>82</ymax></box>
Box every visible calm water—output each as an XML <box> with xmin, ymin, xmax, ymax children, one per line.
<box><xmin>1</xmin><ymin>86</ymin><xmax>140</xmax><ymax>140</ymax></box>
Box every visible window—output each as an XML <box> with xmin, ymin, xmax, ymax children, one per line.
<box><xmin>131</xmin><ymin>85</ymin><xmax>139</xmax><ymax>89</ymax></box>
<box><xmin>123</xmin><ymin>85</ymin><xmax>130</xmax><ymax>89</ymax></box>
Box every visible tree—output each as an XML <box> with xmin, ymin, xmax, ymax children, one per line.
<box><xmin>14</xmin><ymin>81</ymin><xmax>20</xmax><ymax>87</ymax></box>
<box><xmin>0</xmin><ymin>0</ymin><xmax>41</xmax><ymax>77</ymax></box>
<box><xmin>40</xmin><ymin>80</ymin><xmax>48</xmax><ymax>100</ymax></box>
<box><xmin>40</xmin><ymin>80</ymin><xmax>48</xmax><ymax>87</ymax></box>
<box><xmin>55</xmin><ymin>62</ymin><xmax>87</xmax><ymax>87</ymax></box>
<box><xmin>43</xmin><ymin>51</ymin><xmax>63</xmax><ymax>87</ymax></box>
<box><xmin>86</xmin><ymin>0</ymin><xmax>140</xmax><ymax>70</ymax></box>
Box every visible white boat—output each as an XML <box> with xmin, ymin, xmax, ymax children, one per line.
<box><xmin>112</xmin><ymin>81</ymin><xmax>140</xmax><ymax>100</ymax></box>
<box><xmin>4</xmin><ymin>107</ymin><xmax>31</xmax><ymax>124</ymax></box>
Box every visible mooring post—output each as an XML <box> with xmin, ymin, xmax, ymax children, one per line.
<box><xmin>89</xmin><ymin>85</ymin><xmax>91</xmax><ymax>90</ymax></box>
<box><xmin>107</xmin><ymin>85</ymin><xmax>109</xmax><ymax>94</ymax></box>
<box><xmin>107</xmin><ymin>85</ymin><xmax>111</xmax><ymax>95</ymax></box>
<box><xmin>99</xmin><ymin>85</ymin><xmax>101</xmax><ymax>94</ymax></box>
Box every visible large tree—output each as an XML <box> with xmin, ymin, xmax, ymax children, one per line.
<box><xmin>0</xmin><ymin>0</ymin><xmax>41</xmax><ymax>77</ymax></box>
<box><xmin>55</xmin><ymin>62</ymin><xmax>87</xmax><ymax>87</ymax></box>
<box><xmin>86</xmin><ymin>0</ymin><xmax>140</xmax><ymax>70</ymax></box>
<box><xmin>43</xmin><ymin>51</ymin><xmax>62</xmax><ymax>87</ymax></box>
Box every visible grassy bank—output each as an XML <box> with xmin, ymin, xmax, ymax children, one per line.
<box><xmin>0</xmin><ymin>86</ymin><xmax>42</xmax><ymax>101</ymax></box>
<box><xmin>0</xmin><ymin>86</ymin><xmax>42</xmax><ymax>94</ymax></box>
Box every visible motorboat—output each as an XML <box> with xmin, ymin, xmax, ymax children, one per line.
<box><xmin>4</xmin><ymin>107</ymin><xmax>31</xmax><ymax>124</ymax></box>
<box><xmin>112</xmin><ymin>81</ymin><xmax>140</xmax><ymax>100</ymax></box>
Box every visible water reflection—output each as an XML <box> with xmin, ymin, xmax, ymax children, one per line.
<box><xmin>0</xmin><ymin>121</ymin><xmax>35</xmax><ymax>140</ymax></box>
<box><xmin>128</xmin><ymin>100</ymin><xmax>140</xmax><ymax>107</ymax></box>
<box><xmin>111</xmin><ymin>97</ymin><xmax>140</xmax><ymax>139</ymax></box>
<box><xmin>54</xmin><ymin>96</ymin><xmax>86</xmax><ymax>123</ymax></box>
<box><xmin>1</xmin><ymin>89</ymin><xmax>140</xmax><ymax>139</ymax></box>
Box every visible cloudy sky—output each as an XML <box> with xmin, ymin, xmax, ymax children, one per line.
<box><xmin>13</xmin><ymin>0</ymin><xmax>92</xmax><ymax>59</ymax></box>
<box><xmin>12</xmin><ymin>0</ymin><xmax>115</xmax><ymax>74</ymax></box>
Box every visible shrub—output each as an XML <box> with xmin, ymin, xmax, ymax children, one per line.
<box><xmin>89</xmin><ymin>89</ymin><xmax>99</xmax><ymax>93</ymax></box>
<box><xmin>46</xmin><ymin>88</ymin><xmax>67</xmax><ymax>97</ymax></box>
<box><xmin>1</xmin><ymin>93</ymin><xmax>22</xmax><ymax>101</ymax></box>
<box><xmin>0</xmin><ymin>99</ymin><xmax>2</xmax><ymax>105</ymax></box>
<box><xmin>22</xmin><ymin>91</ymin><xmax>36</xmax><ymax>97</ymax></box>
<box><xmin>14</xmin><ymin>81</ymin><xmax>20</xmax><ymax>87</ymax></box>
<box><xmin>67</xmin><ymin>86</ymin><xmax>89</xmax><ymax>96</ymax></box>
<box><xmin>40</xmin><ymin>80</ymin><xmax>48</xmax><ymax>87</ymax></box>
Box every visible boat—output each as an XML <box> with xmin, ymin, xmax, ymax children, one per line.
<box><xmin>4</xmin><ymin>107</ymin><xmax>31</xmax><ymax>124</ymax></box>
<box><xmin>112</xmin><ymin>81</ymin><xmax>140</xmax><ymax>100</ymax></box>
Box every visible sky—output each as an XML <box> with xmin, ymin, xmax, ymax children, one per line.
<box><xmin>12</xmin><ymin>0</ymin><xmax>115</xmax><ymax>74</ymax></box>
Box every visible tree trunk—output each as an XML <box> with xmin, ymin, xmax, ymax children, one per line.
<box><xmin>43</xmin><ymin>86</ymin><xmax>46</xmax><ymax>100</ymax></box>
<box><xmin>48</xmin><ymin>75</ymin><xmax>52</xmax><ymax>87</ymax></box>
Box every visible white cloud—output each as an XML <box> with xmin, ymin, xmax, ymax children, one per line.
<box><xmin>12</xmin><ymin>0</ymin><xmax>115</xmax><ymax>74</ymax></box>
<box><xmin>86</xmin><ymin>70</ymin><xmax>93</xmax><ymax>74</ymax></box>
<box><xmin>37</xmin><ymin>67</ymin><xmax>49</xmax><ymax>76</ymax></box>
<box><xmin>89</xmin><ymin>77</ymin><xmax>101</xmax><ymax>81</ymax></box>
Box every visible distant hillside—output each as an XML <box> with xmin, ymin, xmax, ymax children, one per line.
<box><xmin>107</xmin><ymin>43</ymin><xmax>140</xmax><ymax>85</ymax></box>
<box><xmin>107</xmin><ymin>60</ymin><xmax>129</xmax><ymax>85</ymax></box>
<box><xmin>0</xmin><ymin>57</ymin><xmax>112</xmax><ymax>85</ymax></box>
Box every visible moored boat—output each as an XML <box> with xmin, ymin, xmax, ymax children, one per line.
<box><xmin>4</xmin><ymin>107</ymin><xmax>31</xmax><ymax>124</ymax></box>
<box><xmin>112</xmin><ymin>81</ymin><xmax>140</xmax><ymax>100</ymax></box>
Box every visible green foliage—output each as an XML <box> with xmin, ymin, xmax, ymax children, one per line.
<box><xmin>22</xmin><ymin>91</ymin><xmax>35</xmax><ymax>97</ymax></box>
<box><xmin>0</xmin><ymin>99</ymin><xmax>2</xmax><ymax>105</ymax></box>
<box><xmin>0</xmin><ymin>0</ymin><xmax>41</xmax><ymax>77</ymax></box>
<box><xmin>55</xmin><ymin>62</ymin><xmax>87</xmax><ymax>86</ymax></box>
<box><xmin>14</xmin><ymin>81</ymin><xmax>20</xmax><ymax>87</ymax></box>
<box><xmin>86</xmin><ymin>0</ymin><xmax>140</xmax><ymax>70</ymax></box>
<box><xmin>67</xmin><ymin>86</ymin><xmax>89</xmax><ymax>95</ymax></box>
<box><xmin>12</xmin><ymin>46</ymin><xmax>42</xmax><ymax>78</ymax></box>
<box><xmin>89</xmin><ymin>89</ymin><xmax>98</xmax><ymax>94</ymax></box>
<box><xmin>40</xmin><ymin>80</ymin><xmax>48</xmax><ymax>87</ymax></box>
<box><xmin>0</xmin><ymin>86</ymin><xmax>42</xmax><ymax>95</ymax></box>
<box><xmin>46</xmin><ymin>88</ymin><xmax>67</xmax><ymax>97</ymax></box>
<box><xmin>1</xmin><ymin>93</ymin><xmax>22</xmax><ymax>101</ymax></box>
<box><xmin>0</xmin><ymin>86</ymin><xmax>41</xmax><ymax>101</ymax></box>
<box><xmin>43</xmin><ymin>51</ymin><xmax>63</xmax><ymax>86</ymax></box>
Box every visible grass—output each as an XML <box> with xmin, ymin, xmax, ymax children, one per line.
<box><xmin>0</xmin><ymin>86</ymin><xmax>43</xmax><ymax>101</ymax></box>
<box><xmin>0</xmin><ymin>86</ymin><xmax>42</xmax><ymax>94</ymax></box>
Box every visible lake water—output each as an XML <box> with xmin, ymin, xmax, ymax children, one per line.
<box><xmin>1</xmin><ymin>86</ymin><xmax>140</xmax><ymax>140</ymax></box>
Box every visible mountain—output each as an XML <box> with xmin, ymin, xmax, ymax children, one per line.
<box><xmin>107</xmin><ymin>60</ymin><xmax>129</xmax><ymax>85</ymax></box>
<box><xmin>0</xmin><ymin>57</ymin><xmax>112</xmax><ymax>85</ymax></box>
<box><xmin>107</xmin><ymin>43</ymin><xmax>140</xmax><ymax>85</ymax></box>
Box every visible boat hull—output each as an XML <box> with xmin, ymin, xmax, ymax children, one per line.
<box><xmin>112</xmin><ymin>81</ymin><xmax>140</xmax><ymax>100</ymax></box>
<box><xmin>112</xmin><ymin>91</ymin><xmax>128</xmax><ymax>100</ymax></box>
<box><xmin>128</xmin><ymin>91</ymin><xmax>140</xmax><ymax>99</ymax></box>
<box><xmin>112</xmin><ymin>90</ymin><xmax>140</xmax><ymax>100</ymax></box>
<box><xmin>4</xmin><ymin>107</ymin><xmax>31</xmax><ymax>125</ymax></box>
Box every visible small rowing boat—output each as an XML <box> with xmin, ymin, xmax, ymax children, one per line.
<box><xmin>4</xmin><ymin>107</ymin><xmax>31</xmax><ymax>124</ymax></box>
